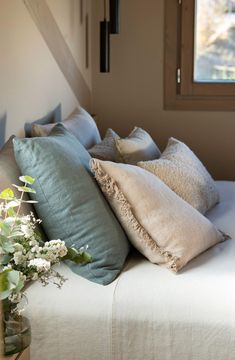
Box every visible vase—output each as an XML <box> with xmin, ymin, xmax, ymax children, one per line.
<box><xmin>2</xmin><ymin>300</ymin><xmax>31</xmax><ymax>356</ymax></box>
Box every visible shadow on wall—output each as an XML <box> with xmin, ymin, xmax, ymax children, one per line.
<box><xmin>0</xmin><ymin>114</ymin><xmax>6</xmax><ymax>149</ymax></box>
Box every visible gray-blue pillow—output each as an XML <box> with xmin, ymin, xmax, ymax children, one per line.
<box><xmin>24</xmin><ymin>103</ymin><xmax>61</xmax><ymax>138</ymax></box>
<box><xmin>13</xmin><ymin>124</ymin><xmax>129</xmax><ymax>285</ymax></box>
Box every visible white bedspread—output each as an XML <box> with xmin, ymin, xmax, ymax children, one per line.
<box><xmin>26</xmin><ymin>181</ymin><xmax>235</xmax><ymax>360</ymax></box>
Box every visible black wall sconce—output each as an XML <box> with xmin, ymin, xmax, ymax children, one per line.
<box><xmin>100</xmin><ymin>0</ymin><xmax>120</xmax><ymax>72</ymax></box>
<box><xmin>110</xmin><ymin>0</ymin><xmax>120</xmax><ymax>34</ymax></box>
<box><xmin>100</xmin><ymin>0</ymin><xmax>110</xmax><ymax>72</ymax></box>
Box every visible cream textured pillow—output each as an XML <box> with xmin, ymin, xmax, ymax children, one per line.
<box><xmin>91</xmin><ymin>159</ymin><xmax>227</xmax><ymax>272</ymax></box>
<box><xmin>138</xmin><ymin>138</ymin><xmax>219</xmax><ymax>214</ymax></box>
<box><xmin>115</xmin><ymin>127</ymin><xmax>161</xmax><ymax>164</ymax></box>
<box><xmin>88</xmin><ymin>128</ymin><xmax>120</xmax><ymax>161</ymax></box>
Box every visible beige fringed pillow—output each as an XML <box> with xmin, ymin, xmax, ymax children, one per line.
<box><xmin>90</xmin><ymin>159</ymin><xmax>227</xmax><ymax>272</ymax></box>
<box><xmin>115</xmin><ymin>127</ymin><xmax>161</xmax><ymax>164</ymax></box>
<box><xmin>138</xmin><ymin>138</ymin><xmax>219</xmax><ymax>214</ymax></box>
<box><xmin>88</xmin><ymin>128</ymin><xmax>120</xmax><ymax>161</ymax></box>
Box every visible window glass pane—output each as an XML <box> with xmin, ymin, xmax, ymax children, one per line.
<box><xmin>194</xmin><ymin>0</ymin><xmax>235</xmax><ymax>82</ymax></box>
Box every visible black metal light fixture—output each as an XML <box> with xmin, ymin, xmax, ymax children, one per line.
<box><xmin>109</xmin><ymin>0</ymin><xmax>120</xmax><ymax>34</ymax></box>
<box><xmin>100</xmin><ymin>0</ymin><xmax>120</xmax><ymax>72</ymax></box>
<box><xmin>100</xmin><ymin>0</ymin><xmax>110</xmax><ymax>72</ymax></box>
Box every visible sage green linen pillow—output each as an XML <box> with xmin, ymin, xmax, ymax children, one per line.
<box><xmin>13</xmin><ymin>124</ymin><xmax>129</xmax><ymax>285</ymax></box>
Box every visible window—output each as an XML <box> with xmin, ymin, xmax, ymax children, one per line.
<box><xmin>164</xmin><ymin>0</ymin><xmax>235</xmax><ymax>110</ymax></box>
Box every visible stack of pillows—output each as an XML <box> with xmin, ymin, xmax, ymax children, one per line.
<box><xmin>0</xmin><ymin>105</ymin><xmax>228</xmax><ymax>286</ymax></box>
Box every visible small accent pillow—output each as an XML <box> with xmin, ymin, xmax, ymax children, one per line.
<box><xmin>24</xmin><ymin>103</ymin><xmax>61</xmax><ymax>137</ymax></box>
<box><xmin>115</xmin><ymin>127</ymin><xmax>161</xmax><ymax>165</ymax></box>
<box><xmin>31</xmin><ymin>107</ymin><xmax>101</xmax><ymax>149</ymax></box>
<box><xmin>91</xmin><ymin>159</ymin><xmax>227</xmax><ymax>272</ymax></box>
<box><xmin>88</xmin><ymin>128</ymin><xmax>120</xmax><ymax>161</ymax></box>
<box><xmin>138</xmin><ymin>137</ymin><xmax>219</xmax><ymax>214</ymax></box>
<box><xmin>13</xmin><ymin>124</ymin><xmax>129</xmax><ymax>285</ymax></box>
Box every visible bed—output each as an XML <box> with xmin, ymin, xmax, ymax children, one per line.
<box><xmin>25</xmin><ymin>180</ymin><xmax>235</xmax><ymax>360</ymax></box>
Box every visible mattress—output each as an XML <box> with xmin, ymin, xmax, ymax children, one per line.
<box><xmin>25</xmin><ymin>181</ymin><xmax>235</xmax><ymax>360</ymax></box>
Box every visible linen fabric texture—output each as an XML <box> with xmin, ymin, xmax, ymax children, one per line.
<box><xmin>91</xmin><ymin>159</ymin><xmax>226</xmax><ymax>272</ymax></box>
<box><xmin>31</xmin><ymin>107</ymin><xmax>101</xmax><ymax>149</ymax></box>
<box><xmin>26</xmin><ymin>181</ymin><xmax>235</xmax><ymax>360</ymax></box>
<box><xmin>138</xmin><ymin>137</ymin><xmax>219</xmax><ymax>214</ymax></box>
<box><xmin>24</xmin><ymin>103</ymin><xmax>61</xmax><ymax>138</ymax></box>
<box><xmin>13</xmin><ymin>124</ymin><xmax>129</xmax><ymax>285</ymax></box>
<box><xmin>115</xmin><ymin>127</ymin><xmax>161</xmax><ymax>165</ymax></box>
<box><xmin>88</xmin><ymin>128</ymin><xmax>120</xmax><ymax>161</ymax></box>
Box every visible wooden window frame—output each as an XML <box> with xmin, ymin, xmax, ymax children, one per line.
<box><xmin>164</xmin><ymin>0</ymin><xmax>235</xmax><ymax>111</ymax></box>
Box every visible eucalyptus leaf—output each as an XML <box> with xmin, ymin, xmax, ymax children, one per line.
<box><xmin>8</xmin><ymin>270</ymin><xmax>20</xmax><ymax>288</ymax></box>
<box><xmin>19</xmin><ymin>175</ymin><xmax>35</xmax><ymax>185</ymax></box>
<box><xmin>0</xmin><ymin>234</ymin><xmax>7</xmax><ymax>243</ymax></box>
<box><xmin>0</xmin><ymin>254</ymin><xmax>12</xmax><ymax>265</ymax></box>
<box><xmin>6</xmin><ymin>200</ymin><xmax>20</xmax><ymax>209</ymax></box>
<box><xmin>0</xmin><ymin>220</ymin><xmax>11</xmax><ymax>236</ymax></box>
<box><xmin>2</xmin><ymin>241</ymin><xmax>15</xmax><ymax>253</ymax></box>
<box><xmin>8</xmin><ymin>231</ymin><xmax>24</xmax><ymax>238</ymax></box>
<box><xmin>0</xmin><ymin>269</ymin><xmax>10</xmax><ymax>292</ymax></box>
<box><xmin>0</xmin><ymin>289</ymin><xmax>11</xmax><ymax>300</ymax></box>
<box><xmin>12</xmin><ymin>184</ymin><xmax>36</xmax><ymax>194</ymax></box>
<box><xmin>0</xmin><ymin>188</ymin><xmax>14</xmax><ymax>200</ymax></box>
<box><xmin>7</xmin><ymin>208</ymin><xmax>16</xmax><ymax>218</ymax></box>
<box><xmin>0</xmin><ymin>269</ymin><xmax>21</xmax><ymax>300</ymax></box>
<box><xmin>0</xmin><ymin>235</ymin><xmax>15</xmax><ymax>253</ymax></box>
<box><xmin>21</xmin><ymin>200</ymin><xmax>38</xmax><ymax>204</ymax></box>
<box><xmin>14</xmin><ymin>278</ymin><xmax>24</xmax><ymax>294</ymax></box>
<box><xmin>64</xmin><ymin>247</ymin><xmax>92</xmax><ymax>264</ymax></box>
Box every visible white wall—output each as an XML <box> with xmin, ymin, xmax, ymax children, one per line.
<box><xmin>0</xmin><ymin>0</ymin><xmax>91</xmax><ymax>139</ymax></box>
<box><xmin>47</xmin><ymin>0</ymin><xmax>92</xmax><ymax>90</ymax></box>
<box><xmin>91</xmin><ymin>0</ymin><xmax>235</xmax><ymax>180</ymax></box>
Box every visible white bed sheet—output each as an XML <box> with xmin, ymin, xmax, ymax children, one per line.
<box><xmin>26</xmin><ymin>181</ymin><xmax>235</xmax><ymax>360</ymax></box>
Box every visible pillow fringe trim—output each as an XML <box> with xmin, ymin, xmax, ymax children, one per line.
<box><xmin>90</xmin><ymin>159</ymin><xmax>181</xmax><ymax>272</ymax></box>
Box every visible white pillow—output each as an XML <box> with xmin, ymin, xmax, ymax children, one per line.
<box><xmin>138</xmin><ymin>137</ymin><xmax>219</xmax><ymax>214</ymax></box>
<box><xmin>115</xmin><ymin>127</ymin><xmax>161</xmax><ymax>164</ymax></box>
<box><xmin>91</xmin><ymin>159</ymin><xmax>227</xmax><ymax>272</ymax></box>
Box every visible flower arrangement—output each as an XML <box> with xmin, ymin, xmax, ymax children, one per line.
<box><xmin>0</xmin><ymin>175</ymin><xmax>91</xmax><ymax>314</ymax></box>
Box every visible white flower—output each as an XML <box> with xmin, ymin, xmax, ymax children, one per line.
<box><xmin>21</xmin><ymin>215</ymin><xmax>31</xmax><ymax>223</ymax></box>
<box><xmin>13</xmin><ymin>251</ymin><xmax>26</xmax><ymax>265</ymax></box>
<box><xmin>29</xmin><ymin>239</ymin><xmax>38</xmax><ymax>247</ymax></box>
<box><xmin>28</xmin><ymin>258</ymin><xmax>51</xmax><ymax>272</ymax></box>
<box><xmin>44</xmin><ymin>239</ymin><xmax>68</xmax><ymax>259</ymax></box>
<box><xmin>14</xmin><ymin>243</ymin><xmax>24</xmax><ymax>252</ymax></box>
<box><xmin>31</xmin><ymin>272</ymin><xmax>39</xmax><ymax>280</ymax></box>
<box><xmin>31</xmin><ymin>245</ymin><xmax>40</xmax><ymax>253</ymax></box>
<box><xmin>20</xmin><ymin>224</ymin><xmax>34</xmax><ymax>239</ymax></box>
<box><xmin>9</xmin><ymin>292</ymin><xmax>22</xmax><ymax>304</ymax></box>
